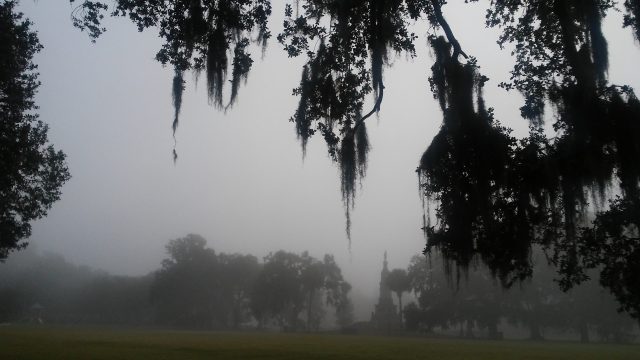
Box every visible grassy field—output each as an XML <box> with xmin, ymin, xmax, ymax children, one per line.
<box><xmin>1</xmin><ymin>326</ymin><xmax>639</xmax><ymax>360</ymax></box>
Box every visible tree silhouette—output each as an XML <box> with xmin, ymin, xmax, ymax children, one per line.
<box><xmin>250</xmin><ymin>250</ymin><xmax>350</xmax><ymax>331</ymax></box>
<box><xmin>0</xmin><ymin>1</ymin><xmax>70</xmax><ymax>260</ymax></box>
<box><xmin>66</xmin><ymin>0</ymin><xmax>640</xmax><ymax>318</ymax></box>
<box><xmin>217</xmin><ymin>253</ymin><xmax>261</xmax><ymax>328</ymax></box>
<box><xmin>386</xmin><ymin>268</ymin><xmax>410</xmax><ymax>323</ymax></box>
<box><xmin>151</xmin><ymin>234</ymin><xmax>219</xmax><ymax>328</ymax></box>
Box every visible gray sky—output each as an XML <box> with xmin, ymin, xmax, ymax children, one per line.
<box><xmin>16</xmin><ymin>1</ymin><xmax>640</xmax><ymax>314</ymax></box>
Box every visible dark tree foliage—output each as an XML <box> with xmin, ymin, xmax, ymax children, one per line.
<box><xmin>455</xmin><ymin>0</ymin><xmax>640</xmax><ymax>317</ymax></box>
<box><xmin>625</xmin><ymin>0</ymin><xmax>640</xmax><ymax>40</ymax></box>
<box><xmin>0</xmin><ymin>1</ymin><xmax>70</xmax><ymax>260</ymax></box>
<box><xmin>69</xmin><ymin>0</ymin><xmax>640</xmax><ymax>317</ymax></box>
<box><xmin>419</xmin><ymin>37</ymin><xmax>527</xmax><ymax>285</ymax></box>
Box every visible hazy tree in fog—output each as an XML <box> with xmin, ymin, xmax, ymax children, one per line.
<box><xmin>217</xmin><ymin>253</ymin><xmax>261</xmax><ymax>328</ymax></box>
<box><xmin>500</xmin><ymin>253</ymin><xmax>566</xmax><ymax>341</ymax></box>
<box><xmin>0</xmin><ymin>249</ymin><xmax>152</xmax><ymax>325</ymax></box>
<box><xmin>406</xmin><ymin>254</ymin><xmax>449</xmax><ymax>332</ymax></box>
<box><xmin>0</xmin><ymin>1</ymin><xmax>70</xmax><ymax>260</ymax></box>
<box><xmin>252</xmin><ymin>251</ymin><xmax>306</xmax><ymax>331</ymax></box>
<box><xmin>546</xmin><ymin>268</ymin><xmax>637</xmax><ymax>343</ymax></box>
<box><xmin>403</xmin><ymin>250</ymin><xmax>638</xmax><ymax>342</ymax></box>
<box><xmin>151</xmin><ymin>234</ymin><xmax>219</xmax><ymax>328</ymax></box>
<box><xmin>152</xmin><ymin>237</ymin><xmax>264</xmax><ymax>329</ymax></box>
<box><xmin>0</xmin><ymin>251</ymin><xmax>94</xmax><ymax>322</ymax></box>
<box><xmin>334</xmin><ymin>281</ymin><xmax>354</xmax><ymax>329</ymax></box>
<box><xmin>456</xmin><ymin>268</ymin><xmax>503</xmax><ymax>339</ymax></box>
<box><xmin>402</xmin><ymin>302</ymin><xmax>425</xmax><ymax>333</ymax></box>
<box><xmin>249</xmin><ymin>270</ymin><xmax>271</xmax><ymax>330</ymax></box>
<box><xmin>410</xmin><ymin>254</ymin><xmax>503</xmax><ymax>338</ymax></box>
<box><xmin>311</xmin><ymin>254</ymin><xmax>352</xmax><ymax>331</ymax></box>
<box><xmin>300</xmin><ymin>254</ymin><xmax>325</xmax><ymax>331</ymax></box>
<box><xmin>73</xmin><ymin>273</ymin><xmax>153</xmax><ymax>324</ymax></box>
<box><xmin>251</xmin><ymin>250</ymin><xmax>350</xmax><ymax>331</ymax></box>
<box><xmin>386</xmin><ymin>268</ymin><xmax>410</xmax><ymax>324</ymax></box>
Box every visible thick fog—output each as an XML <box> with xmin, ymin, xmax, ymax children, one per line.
<box><xmin>13</xmin><ymin>1</ymin><xmax>640</xmax><ymax>322</ymax></box>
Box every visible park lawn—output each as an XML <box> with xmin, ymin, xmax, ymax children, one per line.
<box><xmin>0</xmin><ymin>326</ymin><xmax>639</xmax><ymax>360</ymax></box>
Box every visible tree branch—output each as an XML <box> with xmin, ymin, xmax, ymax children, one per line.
<box><xmin>430</xmin><ymin>0</ymin><xmax>468</xmax><ymax>61</ymax></box>
<box><xmin>352</xmin><ymin>82</ymin><xmax>384</xmax><ymax>134</ymax></box>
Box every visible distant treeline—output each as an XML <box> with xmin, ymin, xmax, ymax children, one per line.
<box><xmin>2</xmin><ymin>236</ymin><xmax>637</xmax><ymax>343</ymax></box>
<box><xmin>0</xmin><ymin>234</ymin><xmax>353</xmax><ymax>331</ymax></box>
<box><xmin>396</xmin><ymin>251</ymin><xmax>639</xmax><ymax>343</ymax></box>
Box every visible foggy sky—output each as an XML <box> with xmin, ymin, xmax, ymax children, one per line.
<box><xmin>14</xmin><ymin>1</ymin><xmax>640</xmax><ymax>317</ymax></box>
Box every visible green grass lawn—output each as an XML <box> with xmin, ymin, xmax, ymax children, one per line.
<box><xmin>0</xmin><ymin>326</ymin><xmax>638</xmax><ymax>360</ymax></box>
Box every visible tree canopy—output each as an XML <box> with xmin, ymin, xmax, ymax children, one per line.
<box><xmin>0</xmin><ymin>1</ymin><xmax>70</xmax><ymax>260</ymax></box>
<box><xmin>61</xmin><ymin>0</ymin><xmax>640</xmax><ymax>320</ymax></box>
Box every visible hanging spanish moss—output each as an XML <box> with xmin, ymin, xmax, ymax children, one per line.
<box><xmin>339</xmin><ymin>134</ymin><xmax>357</xmax><ymax>210</ymax></box>
<box><xmin>206</xmin><ymin>26</ymin><xmax>228</xmax><ymax>109</ymax></box>
<box><xmin>584</xmin><ymin>0</ymin><xmax>609</xmax><ymax>86</ymax></box>
<box><xmin>290</xmin><ymin>40</ymin><xmax>327</xmax><ymax>157</ymax></box>
<box><xmin>292</xmin><ymin>65</ymin><xmax>311</xmax><ymax>156</ymax></box>
<box><xmin>172</xmin><ymin>70</ymin><xmax>185</xmax><ymax>162</ymax></box>
<box><xmin>226</xmin><ymin>38</ymin><xmax>253</xmax><ymax>110</ymax></box>
<box><xmin>334</xmin><ymin>119</ymin><xmax>369</xmax><ymax>242</ymax></box>
<box><xmin>279</xmin><ymin>0</ymin><xmax>415</xmax><ymax>242</ymax></box>
<box><xmin>482</xmin><ymin>0</ymin><xmax>640</xmax><ymax>309</ymax></box>
<box><xmin>339</xmin><ymin>121</ymin><xmax>370</xmax><ymax>199</ymax></box>
<box><xmin>419</xmin><ymin>36</ymin><xmax>532</xmax><ymax>285</ymax></box>
<box><xmin>354</xmin><ymin>121</ymin><xmax>369</xmax><ymax>179</ymax></box>
<box><xmin>172</xmin><ymin>70</ymin><xmax>185</xmax><ymax>137</ymax></box>
<box><xmin>370</xmin><ymin>45</ymin><xmax>384</xmax><ymax>97</ymax></box>
<box><xmin>82</xmin><ymin>0</ymin><xmax>272</xmax><ymax>151</ymax></box>
<box><xmin>339</xmin><ymin>135</ymin><xmax>356</xmax><ymax>241</ymax></box>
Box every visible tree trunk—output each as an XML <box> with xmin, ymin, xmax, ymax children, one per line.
<box><xmin>579</xmin><ymin>321</ymin><xmax>590</xmax><ymax>343</ymax></box>
<box><xmin>233</xmin><ymin>304</ymin><xmax>240</xmax><ymax>329</ymax></box>
<box><xmin>397</xmin><ymin>292</ymin><xmax>403</xmax><ymax>325</ymax></box>
<box><xmin>307</xmin><ymin>289</ymin><xmax>314</xmax><ymax>332</ymax></box>
<box><xmin>529</xmin><ymin>321</ymin><xmax>544</xmax><ymax>341</ymax></box>
<box><xmin>465</xmin><ymin>320</ymin><xmax>474</xmax><ymax>338</ymax></box>
<box><xmin>488</xmin><ymin>321</ymin><xmax>502</xmax><ymax>340</ymax></box>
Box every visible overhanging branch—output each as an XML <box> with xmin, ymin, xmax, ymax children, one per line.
<box><xmin>352</xmin><ymin>82</ymin><xmax>384</xmax><ymax>134</ymax></box>
<box><xmin>430</xmin><ymin>0</ymin><xmax>468</xmax><ymax>61</ymax></box>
